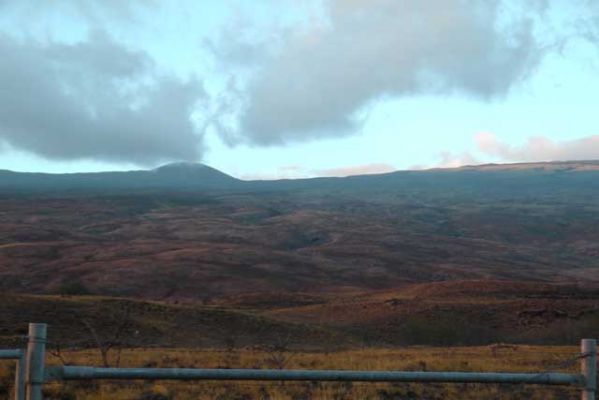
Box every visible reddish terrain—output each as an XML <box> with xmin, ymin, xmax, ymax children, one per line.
<box><xmin>1</xmin><ymin>161</ymin><xmax>598</xmax><ymax>347</ymax></box>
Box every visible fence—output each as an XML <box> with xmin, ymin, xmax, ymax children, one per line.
<box><xmin>0</xmin><ymin>348</ymin><xmax>24</xmax><ymax>400</ymax></box>
<box><xmin>0</xmin><ymin>323</ymin><xmax>596</xmax><ymax>400</ymax></box>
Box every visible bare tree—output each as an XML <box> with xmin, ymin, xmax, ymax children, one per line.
<box><xmin>47</xmin><ymin>340</ymin><xmax>71</xmax><ymax>366</ymax></box>
<box><xmin>81</xmin><ymin>304</ymin><xmax>134</xmax><ymax>368</ymax></box>
<box><xmin>263</xmin><ymin>333</ymin><xmax>295</xmax><ymax>370</ymax></box>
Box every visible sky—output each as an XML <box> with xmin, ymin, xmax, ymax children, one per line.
<box><xmin>0</xmin><ymin>0</ymin><xmax>598</xmax><ymax>179</ymax></box>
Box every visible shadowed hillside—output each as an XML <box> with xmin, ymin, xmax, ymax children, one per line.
<box><xmin>1</xmin><ymin>280</ymin><xmax>598</xmax><ymax>349</ymax></box>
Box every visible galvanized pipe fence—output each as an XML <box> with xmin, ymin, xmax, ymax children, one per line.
<box><xmin>0</xmin><ymin>348</ymin><xmax>25</xmax><ymax>400</ymax></box>
<box><xmin>0</xmin><ymin>323</ymin><xmax>596</xmax><ymax>400</ymax></box>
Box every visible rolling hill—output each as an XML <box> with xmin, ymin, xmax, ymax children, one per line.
<box><xmin>0</xmin><ymin>162</ymin><xmax>240</xmax><ymax>192</ymax></box>
<box><xmin>1</xmin><ymin>160</ymin><xmax>599</xmax><ymax>347</ymax></box>
<box><xmin>1</xmin><ymin>160</ymin><xmax>599</xmax><ymax>300</ymax></box>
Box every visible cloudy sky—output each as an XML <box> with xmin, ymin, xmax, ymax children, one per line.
<box><xmin>0</xmin><ymin>0</ymin><xmax>598</xmax><ymax>179</ymax></box>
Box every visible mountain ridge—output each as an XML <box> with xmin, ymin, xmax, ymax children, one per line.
<box><xmin>0</xmin><ymin>161</ymin><xmax>240</xmax><ymax>192</ymax></box>
<box><xmin>3</xmin><ymin>159</ymin><xmax>599</xmax><ymax>177</ymax></box>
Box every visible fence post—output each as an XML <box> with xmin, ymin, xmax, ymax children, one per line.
<box><xmin>581</xmin><ymin>338</ymin><xmax>597</xmax><ymax>400</ymax></box>
<box><xmin>15</xmin><ymin>350</ymin><xmax>25</xmax><ymax>400</ymax></box>
<box><xmin>25</xmin><ymin>323</ymin><xmax>47</xmax><ymax>400</ymax></box>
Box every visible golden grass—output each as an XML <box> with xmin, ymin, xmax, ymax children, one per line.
<box><xmin>1</xmin><ymin>345</ymin><xmax>583</xmax><ymax>399</ymax></box>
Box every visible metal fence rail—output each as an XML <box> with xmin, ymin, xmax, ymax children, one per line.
<box><xmin>0</xmin><ymin>349</ymin><xmax>23</xmax><ymax>359</ymax></box>
<box><xmin>1</xmin><ymin>323</ymin><xmax>596</xmax><ymax>400</ymax></box>
<box><xmin>46</xmin><ymin>366</ymin><xmax>583</xmax><ymax>385</ymax></box>
<box><xmin>0</xmin><ymin>348</ymin><xmax>25</xmax><ymax>400</ymax></box>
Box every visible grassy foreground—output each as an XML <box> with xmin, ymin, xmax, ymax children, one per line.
<box><xmin>0</xmin><ymin>345</ymin><xmax>583</xmax><ymax>399</ymax></box>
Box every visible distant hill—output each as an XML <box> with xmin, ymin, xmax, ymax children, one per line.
<box><xmin>1</xmin><ymin>160</ymin><xmax>598</xmax><ymax>194</ymax></box>
<box><xmin>0</xmin><ymin>162</ymin><xmax>241</xmax><ymax>192</ymax></box>
<box><xmin>452</xmin><ymin>160</ymin><xmax>599</xmax><ymax>172</ymax></box>
<box><xmin>248</xmin><ymin>160</ymin><xmax>599</xmax><ymax>201</ymax></box>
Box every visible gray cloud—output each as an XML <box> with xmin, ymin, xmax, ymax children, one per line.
<box><xmin>0</xmin><ymin>32</ymin><xmax>204</xmax><ymax>165</ymax></box>
<box><xmin>0</xmin><ymin>0</ymin><xmax>156</xmax><ymax>25</ymax></box>
<box><xmin>573</xmin><ymin>1</ymin><xmax>599</xmax><ymax>43</ymax></box>
<box><xmin>213</xmin><ymin>0</ymin><xmax>547</xmax><ymax>145</ymax></box>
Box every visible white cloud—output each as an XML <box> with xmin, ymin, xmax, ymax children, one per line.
<box><xmin>435</xmin><ymin>152</ymin><xmax>480</xmax><ymax>168</ymax></box>
<box><xmin>474</xmin><ymin>132</ymin><xmax>599</xmax><ymax>162</ymax></box>
<box><xmin>239</xmin><ymin>162</ymin><xmax>396</xmax><ymax>180</ymax></box>
<box><xmin>314</xmin><ymin>163</ymin><xmax>396</xmax><ymax>177</ymax></box>
<box><xmin>433</xmin><ymin>132</ymin><xmax>599</xmax><ymax>170</ymax></box>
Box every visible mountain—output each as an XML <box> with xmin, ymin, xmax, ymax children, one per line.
<box><xmin>455</xmin><ymin>160</ymin><xmax>599</xmax><ymax>172</ymax></box>
<box><xmin>2</xmin><ymin>160</ymin><xmax>599</xmax><ymax>195</ymax></box>
<box><xmin>0</xmin><ymin>162</ymin><xmax>241</xmax><ymax>192</ymax></box>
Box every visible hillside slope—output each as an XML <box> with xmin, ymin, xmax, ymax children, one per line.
<box><xmin>1</xmin><ymin>161</ymin><xmax>598</xmax><ymax>300</ymax></box>
<box><xmin>0</xmin><ymin>162</ymin><xmax>240</xmax><ymax>192</ymax></box>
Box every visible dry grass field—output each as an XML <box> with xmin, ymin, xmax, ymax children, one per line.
<box><xmin>0</xmin><ymin>345</ymin><xmax>583</xmax><ymax>399</ymax></box>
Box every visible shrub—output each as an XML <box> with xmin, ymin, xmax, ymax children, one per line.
<box><xmin>57</xmin><ymin>280</ymin><xmax>91</xmax><ymax>296</ymax></box>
